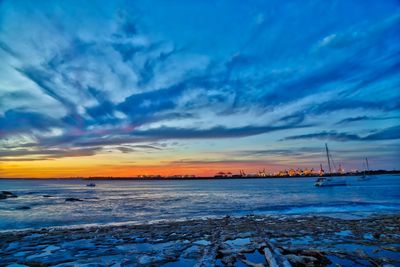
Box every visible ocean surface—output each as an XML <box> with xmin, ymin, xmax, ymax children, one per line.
<box><xmin>0</xmin><ymin>175</ymin><xmax>399</xmax><ymax>231</ymax></box>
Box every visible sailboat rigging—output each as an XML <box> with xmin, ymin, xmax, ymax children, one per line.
<box><xmin>358</xmin><ymin>157</ymin><xmax>371</xmax><ymax>181</ymax></box>
<box><xmin>315</xmin><ymin>144</ymin><xmax>347</xmax><ymax>187</ymax></box>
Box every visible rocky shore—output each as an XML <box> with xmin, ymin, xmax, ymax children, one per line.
<box><xmin>1</xmin><ymin>214</ymin><xmax>399</xmax><ymax>267</ymax></box>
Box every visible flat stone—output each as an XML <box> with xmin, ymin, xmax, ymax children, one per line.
<box><xmin>65</xmin><ymin>198</ymin><xmax>82</xmax><ymax>202</ymax></box>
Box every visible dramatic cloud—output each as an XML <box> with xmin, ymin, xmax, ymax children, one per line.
<box><xmin>0</xmin><ymin>147</ymin><xmax>100</xmax><ymax>160</ymax></box>
<box><xmin>0</xmin><ymin>0</ymin><xmax>399</xmax><ymax>173</ymax></box>
<box><xmin>0</xmin><ymin>110</ymin><xmax>61</xmax><ymax>138</ymax></box>
<box><xmin>282</xmin><ymin>126</ymin><xmax>400</xmax><ymax>142</ymax></box>
<box><xmin>336</xmin><ymin>116</ymin><xmax>400</xmax><ymax>125</ymax></box>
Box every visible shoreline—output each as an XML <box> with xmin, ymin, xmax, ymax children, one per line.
<box><xmin>1</xmin><ymin>171</ymin><xmax>399</xmax><ymax>180</ymax></box>
<box><xmin>0</xmin><ymin>210</ymin><xmax>397</xmax><ymax>234</ymax></box>
<box><xmin>1</xmin><ymin>213</ymin><xmax>399</xmax><ymax>266</ymax></box>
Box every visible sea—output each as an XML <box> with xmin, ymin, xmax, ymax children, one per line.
<box><xmin>0</xmin><ymin>175</ymin><xmax>399</xmax><ymax>231</ymax></box>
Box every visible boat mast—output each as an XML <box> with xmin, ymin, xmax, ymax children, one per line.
<box><xmin>325</xmin><ymin>143</ymin><xmax>332</xmax><ymax>174</ymax></box>
<box><xmin>366</xmin><ymin>157</ymin><xmax>369</xmax><ymax>171</ymax></box>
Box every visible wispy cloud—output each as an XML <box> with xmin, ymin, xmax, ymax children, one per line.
<box><xmin>282</xmin><ymin>126</ymin><xmax>400</xmax><ymax>142</ymax></box>
<box><xmin>1</xmin><ymin>0</ymin><xmax>399</xmax><ymax>171</ymax></box>
<box><xmin>335</xmin><ymin>116</ymin><xmax>400</xmax><ymax>125</ymax></box>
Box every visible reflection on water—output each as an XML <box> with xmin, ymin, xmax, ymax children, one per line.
<box><xmin>244</xmin><ymin>250</ymin><xmax>265</xmax><ymax>264</ymax></box>
<box><xmin>0</xmin><ymin>175</ymin><xmax>399</xmax><ymax>230</ymax></box>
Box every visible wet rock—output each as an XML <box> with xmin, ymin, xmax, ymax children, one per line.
<box><xmin>221</xmin><ymin>255</ymin><xmax>236</xmax><ymax>266</ymax></box>
<box><xmin>219</xmin><ymin>248</ymin><xmax>234</xmax><ymax>255</ymax></box>
<box><xmin>263</xmin><ymin>241</ymin><xmax>292</xmax><ymax>267</ymax></box>
<box><xmin>355</xmin><ymin>248</ymin><xmax>368</xmax><ymax>258</ymax></box>
<box><xmin>263</xmin><ymin>247</ymin><xmax>279</xmax><ymax>267</ymax></box>
<box><xmin>382</xmin><ymin>246</ymin><xmax>400</xmax><ymax>252</ymax></box>
<box><xmin>42</xmin><ymin>195</ymin><xmax>53</xmax><ymax>198</ymax></box>
<box><xmin>239</xmin><ymin>258</ymin><xmax>265</xmax><ymax>267</ymax></box>
<box><xmin>286</xmin><ymin>254</ymin><xmax>318</xmax><ymax>266</ymax></box>
<box><xmin>21</xmin><ymin>262</ymin><xmax>50</xmax><ymax>267</ymax></box>
<box><xmin>286</xmin><ymin>254</ymin><xmax>305</xmax><ymax>265</ymax></box>
<box><xmin>16</xmin><ymin>206</ymin><xmax>31</xmax><ymax>210</ymax></box>
<box><xmin>65</xmin><ymin>198</ymin><xmax>83</xmax><ymax>202</ymax></box>
<box><xmin>2</xmin><ymin>191</ymin><xmax>15</xmax><ymax>196</ymax></box>
<box><xmin>373</xmin><ymin>232</ymin><xmax>381</xmax><ymax>239</ymax></box>
<box><xmin>0</xmin><ymin>191</ymin><xmax>18</xmax><ymax>199</ymax></box>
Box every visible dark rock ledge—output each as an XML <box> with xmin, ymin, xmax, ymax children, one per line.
<box><xmin>0</xmin><ymin>214</ymin><xmax>399</xmax><ymax>266</ymax></box>
<box><xmin>64</xmin><ymin>198</ymin><xmax>83</xmax><ymax>202</ymax></box>
<box><xmin>0</xmin><ymin>191</ymin><xmax>18</xmax><ymax>200</ymax></box>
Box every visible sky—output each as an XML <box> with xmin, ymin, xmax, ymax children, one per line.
<box><xmin>0</xmin><ymin>0</ymin><xmax>399</xmax><ymax>178</ymax></box>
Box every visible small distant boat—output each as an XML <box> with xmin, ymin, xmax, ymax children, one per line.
<box><xmin>315</xmin><ymin>143</ymin><xmax>347</xmax><ymax>187</ymax></box>
<box><xmin>315</xmin><ymin>177</ymin><xmax>347</xmax><ymax>187</ymax></box>
<box><xmin>358</xmin><ymin>157</ymin><xmax>371</xmax><ymax>181</ymax></box>
<box><xmin>86</xmin><ymin>183</ymin><xmax>96</xmax><ymax>187</ymax></box>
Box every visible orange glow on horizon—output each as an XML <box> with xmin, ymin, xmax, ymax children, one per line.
<box><xmin>0</xmin><ymin>157</ymin><xmax>290</xmax><ymax>178</ymax></box>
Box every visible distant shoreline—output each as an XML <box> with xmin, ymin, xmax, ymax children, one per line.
<box><xmin>1</xmin><ymin>170</ymin><xmax>399</xmax><ymax>180</ymax></box>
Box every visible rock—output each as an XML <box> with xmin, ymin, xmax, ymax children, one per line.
<box><xmin>221</xmin><ymin>255</ymin><xmax>236</xmax><ymax>265</ymax></box>
<box><xmin>301</xmin><ymin>250</ymin><xmax>326</xmax><ymax>259</ymax></box>
<box><xmin>65</xmin><ymin>197</ymin><xmax>83</xmax><ymax>202</ymax></box>
<box><xmin>373</xmin><ymin>232</ymin><xmax>381</xmax><ymax>239</ymax></box>
<box><xmin>287</xmin><ymin>250</ymin><xmax>331</xmax><ymax>266</ymax></box>
<box><xmin>16</xmin><ymin>206</ymin><xmax>31</xmax><ymax>210</ymax></box>
<box><xmin>0</xmin><ymin>214</ymin><xmax>399</xmax><ymax>266</ymax></box>
<box><xmin>355</xmin><ymin>249</ymin><xmax>368</xmax><ymax>258</ymax></box>
<box><xmin>238</xmin><ymin>257</ymin><xmax>264</xmax><ymax>267</ymax></box>
<box><xmin>286</xmin><ymin>254</ymin><xmax>305</xmax><ymax>264</ymax></box>
<box><xmin>263</xmin><ymin>247</ymin><xmax>279</xmax><ymax>267</ymax></box>
<box><xmin>21</xmin><ymin>262</ymin><xmax>50</xmax><ymax>267</ymax></box>
<box><xmin>302</xmin><ymin>256</ymin><xmax>319</xmax><ymax>264</ymax></box>
<box><xmin>42</xmin><ymin>195</ymin><xmax>53</xmax><ymax>198</ymax></box>
<box><xmin>138</xmin><ymin>255</ymin><xmax>153</xmax><ymax>264</ymax></box>
<box><xmin>263</xmin><ymin>241</ymin><xmax>291</xmax><ymax>267</ymax></box>
<box><xmin>286</xmin><ymin>254</ymin><xmax>318</xmax><ymax>265</ymax></box>
<box><xmin>382</xmin><ymin>246</ymin><xmax>399</xmax><ymax>252</ymax></box>
<box><xmin>0</xmin><ymin>191</ymin><xmax>18</xmax><ymax>199</ymax></box>
<box><xmin>219</xmin><ymin>249</ymin><xmax>234</xmax><ymax>255</ymax></box>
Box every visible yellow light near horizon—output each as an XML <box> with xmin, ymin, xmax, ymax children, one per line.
<box><xmin>0</xmin><ymin>149</ymin><xmax>290</xmax><ymax>178</ymax></box>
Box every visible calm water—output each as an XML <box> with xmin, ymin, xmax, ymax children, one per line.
<box><xmin>0</xmin><ymin>175</ymin><xmax>399</xmax><ymax>231</ymax></box>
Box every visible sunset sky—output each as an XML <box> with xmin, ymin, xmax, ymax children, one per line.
<box><xmin>0</xmin><ymin>0</ymin><xmax>399</xmax><ymax>178</ymax></box>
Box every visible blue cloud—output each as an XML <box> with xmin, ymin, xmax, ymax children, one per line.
<box><xmin>282</xmin><ymin>125</ymin><xmax>400</xmax><ymax>142</ymax></box>
<box><xmin>336</xmin><ymin>116</ymin><xmax>400</xmax><ymax>125</ymax></box>
<box><xmin>0</xmin><ymin>0</ymin><xmax>399</xmax><ymax>169</ymax></box>
<box><xmin>0</xmin><ymin>110</ymin><xmax>60</xmax><ymax>138</ymax></box>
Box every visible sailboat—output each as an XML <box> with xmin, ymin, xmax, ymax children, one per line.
<box><xmin>358</xmin><ymin>157</ymin><xmax>371</xmax><ymax>181</ymax></box>
<box><xmin>315</xmin><ymin>144</ymin><xmax>347</xmax><ymax>187</ymax></box>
